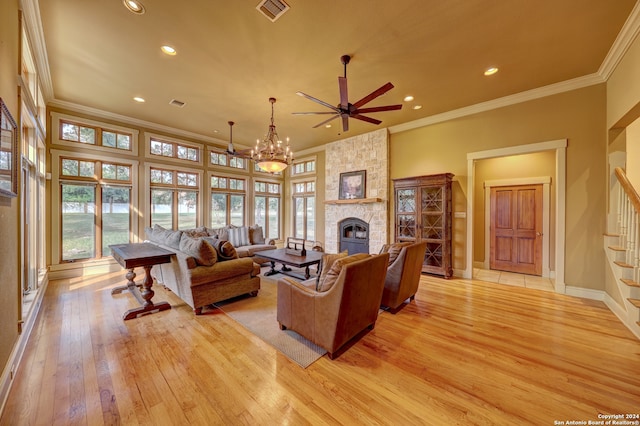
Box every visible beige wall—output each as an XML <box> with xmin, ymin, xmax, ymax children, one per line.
<box><xmin>390</xmin><ymin>84</ymin><xmax>607</xmax><ymax>289</ymax></box>
<box><xmin>625</xmin><ymin>118</ymin><xmax>640</xmax><ymax>189</ymax></box>
<box><xmin>0</xmin><ymin>0</ymin><xmax>20</xmax><ymax>378</ymax></box>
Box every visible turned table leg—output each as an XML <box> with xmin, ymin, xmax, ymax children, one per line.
<box><xmin>140</xmin><ymin>265</ymin><xmax>155</xmax><ymax>307</ymax></box>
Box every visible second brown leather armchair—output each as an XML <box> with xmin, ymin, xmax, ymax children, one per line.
<box><xmin>380</xmin><ymin>241</ymin><xmax>428</xmax><ymax>312</ymax></box>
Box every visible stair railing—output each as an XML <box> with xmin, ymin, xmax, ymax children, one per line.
<box><xmin>615</xmin><ymin>167</ymin><xmax>640</xmax><ymax>282</ymax></box>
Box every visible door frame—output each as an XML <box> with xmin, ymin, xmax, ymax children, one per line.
<box><xmin>484</xmin><ymin>177</ymin><xmax>550</xmax><ymax>277</ymax></box>
<box><xmin>465</xmin><ymin>139</ymin><xmax>566</xmax><ymax>293</ymax></box>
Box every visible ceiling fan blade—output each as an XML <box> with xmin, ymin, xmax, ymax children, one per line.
<box><xmin>351</xmin><ymin>114</ymin><xmax>382</xmax><ymax>125</ymax></box>
<box><xmin>235</xmin><ymin>147</ymin><xmax>253</xmax><ymax>156</ymax></box>
<box><xmin>296</xmin><ymin>91</ymin><xmax>340</xmax><ymax>113</ymax></box>
<box><xmin>292</xmin><ymin>111</ymin><xmax>339</xmax><ymax>115</ymax></box>
<box><xmin>312</xmin><ymin>114</ymin><xmax>340</xmax><ymax>128</ymax></box>
<box><xmin>352</xmin><ymin>82</ymin><xmax>395</xmax><ymax>108</ymax></box>
<box><xmin>341</xmin><ymin>114</ymin><xmax>349</xmax><ymax>132</ymax></box>
<box><xmin>338</xmin><ymin>76</ymin><xmax>349</xmax><ymax>110</ymax></box>
<box><xmin>354</xmin><ymin>104</ymin><xmax>403</xmax><ymax>114</ymax></box>
<box><xmin>214</xmin><ymin>146</ymin><xmax>251</xmax><ymax>159</ymax></box>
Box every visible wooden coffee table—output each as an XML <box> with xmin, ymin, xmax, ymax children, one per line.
<box><xmin>259</xmin><ymin>248</ymin><xmax>323</xmax><ymax>280</ymax></box>
<box><xmin>110</xmin><ymin>243</ymin><xmax>175</xmax><ymax>320</ymax></box>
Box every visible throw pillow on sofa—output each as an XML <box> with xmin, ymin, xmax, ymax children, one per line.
<box><xmin>228</xmin><ymin>226</ymin><xmax>250</xmax><ymax>247</ymax></box>
<box><xmin>317</xmin><ymin>253</ymin><xmax>370</xmax><ymax>292</ymax></box>
<box><xmin>150</xmin><ymin>224</ymin><xmax>183</xmax><ymax>250</ymax></box>
<box><xmin>249</xmin><ymin>224</ymin><xmax>265</xmax><ymax>245</ymax></box>
<box><xmin>206</xmin><ymin>226</ymin><xmax>229</xmax><ymax>241</ymax></box>
<box><xmin>184</xmin><ymin>226</ymin><xmax>209</xmax><ymax>238</ymax></box>
<box><xmin>179</xmin><ymin>234</ymin><xmax>217</xmax><ymax>267</ymax></box>
<box><xmin>207</xmin><ymin>238</ymin><xmax>238</xmax><ymax>261</ymax></box>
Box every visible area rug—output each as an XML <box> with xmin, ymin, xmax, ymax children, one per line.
<box><xmin>213</xmin><ymin>275</ymin><xmax>327</xmax><ymax>368</ymax></box>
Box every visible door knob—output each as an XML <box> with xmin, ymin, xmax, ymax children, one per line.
<box><xmin>536</xmin><ymin>232</ymin><xmax>542</xmax><ymax>236</ymax></box>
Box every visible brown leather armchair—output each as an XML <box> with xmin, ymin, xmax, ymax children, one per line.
<box><xmin>380</xmin><ymin>241</ymin><xmax>428</xmax><ymax>312</ymax></box>
<box><xmin>276</xmin><ymin>253</ymin><xmax>389</xmax><ymax>359</ymax></box>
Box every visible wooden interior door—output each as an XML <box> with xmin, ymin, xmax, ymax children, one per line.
<box><xmin>490</xmin><ymin>184</ymin><xmax>542</xmax><ymax>275</ymax></box>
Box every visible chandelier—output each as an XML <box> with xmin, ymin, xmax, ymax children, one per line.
<box><xmin>251</xmin><ymin>97</ymin><xmax>293</xmax><ymax>173</ymax></box>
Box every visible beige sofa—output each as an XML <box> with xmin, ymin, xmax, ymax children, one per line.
<box><xmin>145</xmin><ymin>225</ymin><xmax>264</xmax><ymax>315</ymax></box>
<box><xmin>205</xmin><ymin>224</ymin><xmax>277</xmax><ymax>263</ymax></box>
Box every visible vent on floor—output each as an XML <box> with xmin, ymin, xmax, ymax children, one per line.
<box><xmin>169</xmin><ymin>99</ymin><xmax>185</xmax><ymax>108</ymax></box>
<box><xmin>256</xmin><ymin>0</ymin><xmax>289</xmax><ymax>22</ymax></box>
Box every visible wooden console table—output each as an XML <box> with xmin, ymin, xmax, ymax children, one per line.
<box><xmin>110</xmin><ymin>243</ymin><xmax>174</xmax><ymax>320</ymax></box>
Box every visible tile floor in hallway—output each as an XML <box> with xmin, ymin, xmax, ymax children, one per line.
<box><xmin>473</xmin><ymin>268</ymin><xmax>555</xmax><ymax>292</ymax></box>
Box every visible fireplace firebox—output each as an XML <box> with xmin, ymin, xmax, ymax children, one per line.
<box><xmin>338</xmin><ymin>217</ymin><xmax>369</xmax><ymax>254</ymax></box>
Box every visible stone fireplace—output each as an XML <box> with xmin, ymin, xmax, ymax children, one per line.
<box><xmin>325</xmin><ymin>129</ymin><xmax>389</xmax><ymax>254</ymax></box>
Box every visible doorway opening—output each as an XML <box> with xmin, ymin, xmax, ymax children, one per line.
<box><xmin>465</xmin><ymin>139</ymin><xmax>567</xmax><ymax>293</ymax></box>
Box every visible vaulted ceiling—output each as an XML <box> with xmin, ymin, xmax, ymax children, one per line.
<box><xmin>37</xmin><ymin>0</ymin><xmax>638</xmax><ymax>151</ymax></box>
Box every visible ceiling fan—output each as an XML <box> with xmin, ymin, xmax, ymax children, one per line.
<box><xmin>223</xmin><ymin>121</ymin><xmax>251</xmax><ymax>158</ymax></box>
<box><xmin>293</xmin><ymin>54</ymin><xmax>402</xmax><ymax>132</ymax></box>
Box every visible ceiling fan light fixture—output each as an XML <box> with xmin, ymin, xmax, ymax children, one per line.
<box><xmin>123</xmin><ymin>0</ymin><xmax>145</xmax><ymax>14</ymax></box>
<box><xmin>252</xmin><ymin>97</ymin><xmax>293</xmax><ymax>173</ymax></box>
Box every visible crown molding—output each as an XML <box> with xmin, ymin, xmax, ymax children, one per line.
<box><xmin>389</xmin><ymin>73</ymin><xmax>605</xmax><ymax>134</ymax></box>
<box><xmin>599</xmin><ymin>0</ymin><xmax>640</xmax><ymax>80</ymax></box>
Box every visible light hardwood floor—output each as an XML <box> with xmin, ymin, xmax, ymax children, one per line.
<box><xmin>1</xmin><ymin>269</ymin><xmax>639</xmax><ymax>425</ymax></box>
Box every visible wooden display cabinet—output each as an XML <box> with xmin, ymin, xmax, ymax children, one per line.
<box><xmin>393</xmin><ymin>173</ymin><xmax>454</xmax><ymax>278</ymax></box>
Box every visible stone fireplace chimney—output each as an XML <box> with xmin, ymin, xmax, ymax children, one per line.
<box><xmin>324</xmin><ymin>129</ymin><xmax>389</xmax><ymax>254</ymax></box>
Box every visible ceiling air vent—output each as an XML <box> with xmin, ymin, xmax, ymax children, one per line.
<box><xmin>169</xmin><ymin>99</ymin><xmax>186</xmax><ymax>108</ymax></box>
<box><xmin>256</xmin><ymin>0</ymin><xmax>289</xmax><ymax>22</ymax></box>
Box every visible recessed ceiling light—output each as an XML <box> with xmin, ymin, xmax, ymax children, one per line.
<box><xmin>403</xmin><ymin>95</ymin><xmax>414</xmax><ymax>102</ymax></box>
<box><xmin>484</xmin><ymin>67</ymin><xmax>499</xmax><ymax>76</ymax></box>
<box><xmin>325</xmin><ymin>124</ymin><xmax>332</xmax><ymax>128</ymax></box>
<box><xmin>413</xmin><ymin>105</ymin><xmax>422</xmax><ymax>110</ymax></box>
<box><xmin>123</xmin><ymin>0</ymin><xmax>145</xmax><ymax>14</ymax></box>
<box><xmin>133</xmin><ymin>97</ymin><xmax>145</xmax><ymax>103</ymax></box>
<box><xmin>161</xmin><ymin>45</ymin><xmax>177</xmax><ymax>56</ymax></box>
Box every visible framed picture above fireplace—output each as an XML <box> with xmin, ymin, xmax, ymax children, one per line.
<box><xmin>339</xmin><ymin>170</ymin><xmax>366</xmax><ymax>200</ymax></box>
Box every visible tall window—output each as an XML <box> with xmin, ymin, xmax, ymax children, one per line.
<box><xmin>254</xmin><ymin>180</ymin><xmax>281</xmax><ymax>239</ymax></box>
<box><xmin>210</xmin><ymin>175</ymin><xmax>245</xmax><ymax>227</ymax></box>
<box><xmin>293</xmin><ymin>180</ymin><xmax>315</xmax><ymax>240</ymax></box>
<box><xmin>59</xmin><ymin>157</ymin><xmax>132</xmax><ymax>261</ymax></box>
<box><xmin>150</xmin><ymin>167</ymin><xmax>199</xmax><ymax>229</ymax></box>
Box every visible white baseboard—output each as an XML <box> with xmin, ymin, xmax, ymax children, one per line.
<box><xmin>564</xmin><ymin>285</ymin><xmax>605</xmax><ymax>301</ymax></box>
<box><xmin>0</xmin><ymin>277</ymin><xmax>49</xmax><ymax>416</ymax></box>
<box><xmin>603</xmin><ymin>293</ymin><xmax>640</xmax><ymax>340</ymax></box>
